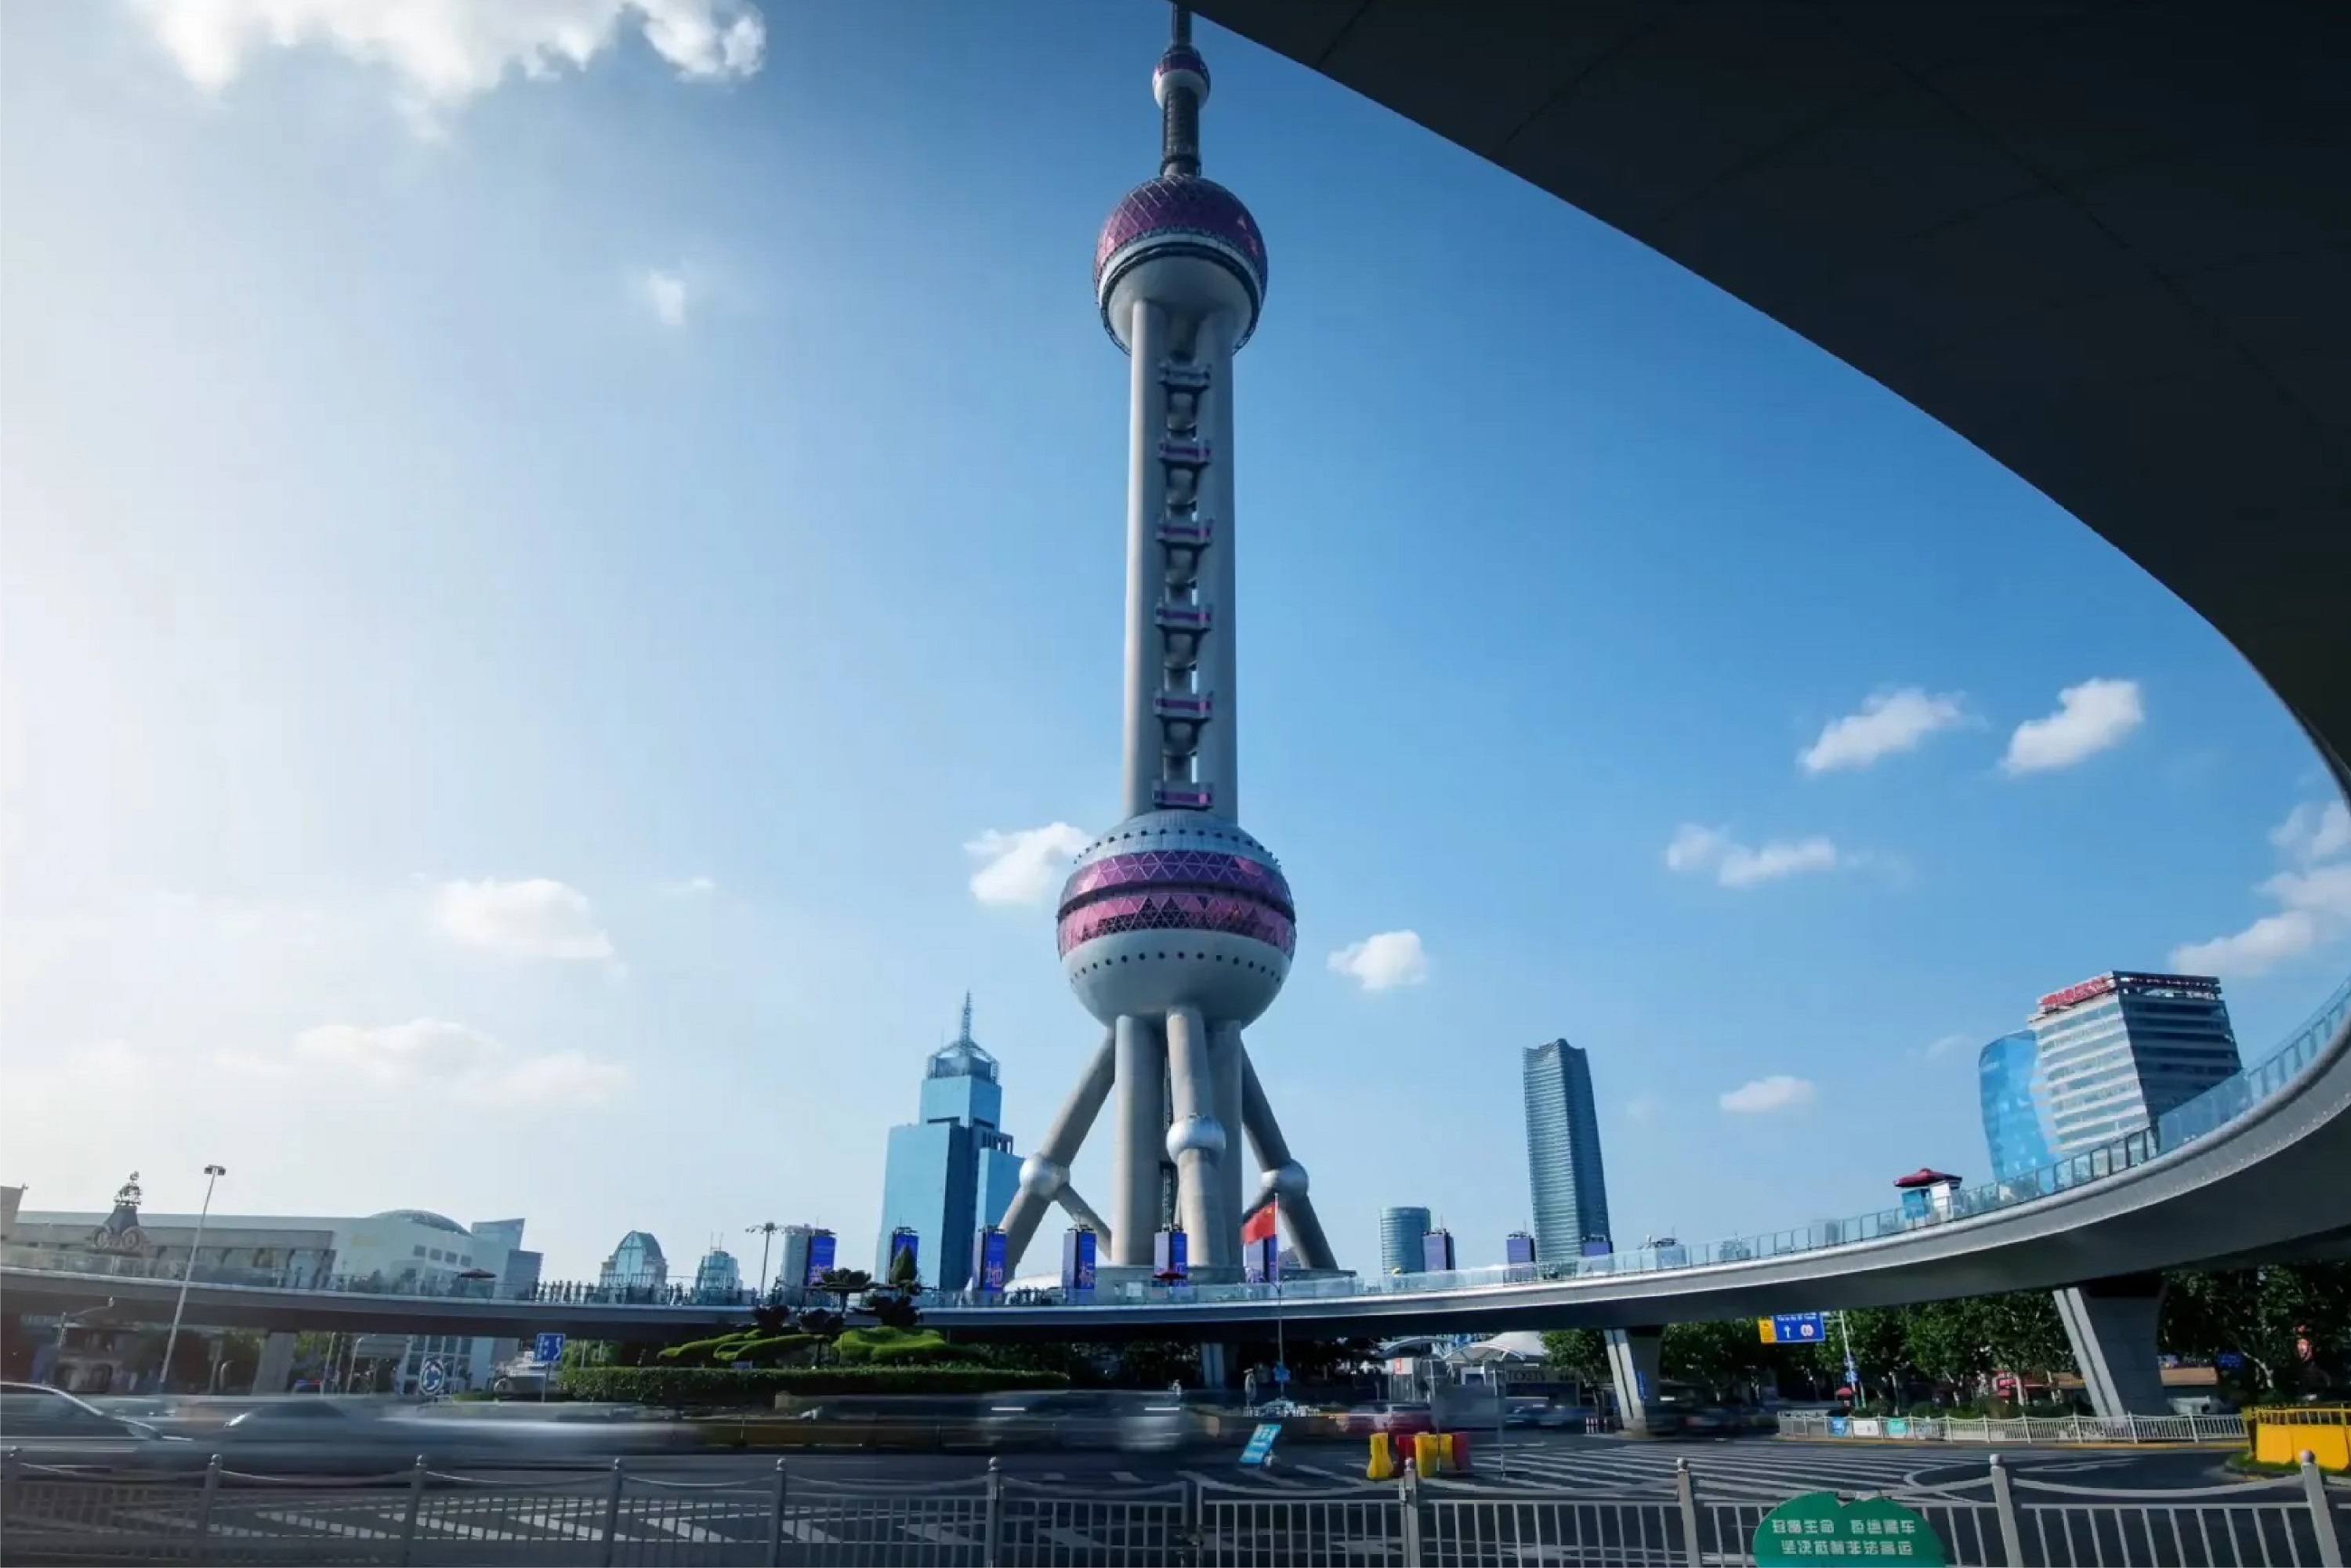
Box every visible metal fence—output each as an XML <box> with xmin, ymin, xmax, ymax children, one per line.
<box><xmin>5</xmin><ymin>1450</ymin><xmax>2346</xmax><ymax>1567</ymax></box>
<box><xmin>1778</xmin><ymin>1410</ymin><xmax>2251</xmax><ymax>1445</ymax></box>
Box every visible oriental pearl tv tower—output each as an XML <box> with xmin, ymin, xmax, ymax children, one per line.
<box><xmin>992</xmin><ymin>5</ymin><xmax>1338</xmax><ymax>1283</ymax></box>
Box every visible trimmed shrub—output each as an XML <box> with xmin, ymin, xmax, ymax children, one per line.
<box><xmin>554</xmin><ymin>1365</ymin><xmax>1069</xmax><ymax>1407</ymax></box>
<box><xmin>835</xmin><ymin>1327</ymin><xmax>954</xmax><ymax>1366</ymax></box>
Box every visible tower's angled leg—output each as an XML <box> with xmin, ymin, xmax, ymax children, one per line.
<box><xmin>1237</xmin><ymin>1045</ymin><xmax>1339</xmax><ymax>1270</ymax></box>
<box><xmin>1110</xmin><ymin>1014</ymin><xmax>1167</xmax><ymax>1268</ymax></box>
<box><xmin>1054</xmin><ymin>1186</ymin><xmax>1110</xmax><ymax>1237</ymax></box>
<box><xmin>1164</xmin><ymin>1005</ymin><xmax>1226</xmax><ymax>1266</ymax></box>
<box><xmin>1001</xmin><ymin>1028</ymin><xmax>1117</xmax><ymax>1270</ymax></box>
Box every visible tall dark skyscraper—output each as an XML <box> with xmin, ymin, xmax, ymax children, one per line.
<box><xmin>874</xmin><ymin>997</ymin><xmax>1022</xmax><ymax>1288</ymax></box>
<box><xmin>1523</xmin><ymin>1038</ymin><xmax>1612</xmax><ymax>1266</ymax></box>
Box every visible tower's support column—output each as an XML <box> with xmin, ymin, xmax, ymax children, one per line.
<box><xmin>1235</xmin><ymin>1046</ymin><xmax>1339</xmax><ymax>1269</ymax></box>
<box><xmin>251</xmin><ymin>1331</ymin><xmax>297</xmax><ymax>1395</ymax></box>
<box><xmin>1194</xmin><ymin>316</ymin><xmax>1238</xmax><ymax>812</ymax></box>
<box><xmin>998</xmin><ymin>1030</ymin><xmax>1118</xmax><ymax>1269</ymax></box>
<box><xmin>1210</xmin><ymin>1022</ymin><xmax>1246</xmax><ymax>1265</ymax></box>
<box><xmin>2053</xmin><ymin>1274</ymin><xmax>2171</xmax><ymax>1416</ymax></box>
<box><xmin>1111</xmin><ymin>1015</ymin><xmax>1168</xmax><ymax>1268</ymax></box>
<box><xmin>1164</xmin><ymin>1005</ymin><xmax>1226</xmax><ymax>1265</ymax></box>
<box><xmin>1197</xmin><ymin>1342</ymin><xmax>1231</xmax><ymax>1392</ymax></box>
<box><xmin>1604</xmin><ymin>1327</ymin><xmax>1667</xmax><ymax>1436</ymax></box>
<box><xmin>1121</xmin><ymin>300</ymin><xmax>1171</xmax><ymax>820</ymax></box>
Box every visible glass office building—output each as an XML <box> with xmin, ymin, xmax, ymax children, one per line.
<box><xmin>874</xmin><ymin>997</ymin><xmax>1023</xmax><ymax>1289</ymax></box>
<box><xmin>2029</xmin><ymin>972</ymin><xmax>2241</xmax><ymax>1158</ymax></box>
<box><xmin>1978</xmin><ymin>1029</ymin><xmax>2054</xmax><ymax>1182</ymax></box>
<box><xmin>1523</xmin><ymin>1038</ymin><xmax>1613</xmax><ymax>1266</ymax></box>
<box><xmin>597</xmin><ymin>1230</ymin><xmax>667</xmax><ymax>1294</ymax></box>
<box><xmin>1378</xmin><ymin>1206</ymin><xmax>1431</xmax><ymax>1276</ymax></box>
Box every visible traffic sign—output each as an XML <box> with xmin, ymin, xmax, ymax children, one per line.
<box><xmin>1754</xmin><ymin>1492</ymin><xmax>1945</xmax><ymax>1566</ymax></box>
<box><xmin>534</xmin><ymin>1331</ymin><xmax>567</xmax><ymax>1366</ymax></box>
<box><xmin>419</xmin><ymin>1360</ymin><xmax>447</xmax><ymax>1396</ymax></box>
<box><xmin>1238</xmin><ymin>1423</ymin><xmax>1282</xmax><ymax>1468</ymax></box>
<box><xmin>2217</xmin><ymin>1352</ymin><xmax>2245</xmax><ymax>1371</ymax></box>
<box><xmin>1759</xmin><ymin>1313</ymin><xmax>1826</xmax><ymax>1344</ymax></box>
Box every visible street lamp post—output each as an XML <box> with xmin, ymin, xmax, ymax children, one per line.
<box><xmin>747</xmin><ymin>1221</ymin><xmax>781</xmax><ymax>1298</ymax></box>
<box><xmin>159</xmin><ymin>1164</ymin><xmax>226</xmax><ymax>1392</ymax></box>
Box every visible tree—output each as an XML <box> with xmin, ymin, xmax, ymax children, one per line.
<box><xmin>1541</xmin><ymin>1330</ymin><xmax>1609</xmax><ymax>1385</ymax></box>
<box><xmin>813</xmin><ymin>1268</ymin><xmax>873</xmax><ymax>1313</ymax></box>
<box><xmin>887</xmin><ymin>1246</ymin><xmax>921</xmax><ymax>1291</ymax></box>
<box><xmin>2164</xmin><ymin>1263</ymin><xmax>2351</xmax><ymax>1395</ymax></box>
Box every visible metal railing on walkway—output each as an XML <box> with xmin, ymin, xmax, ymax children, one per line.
<box><xmin>1778</xmin><ymin>1410</ymin><xmax>2251</xmax><ymax>1445</ymax></box>
<box><xmin>5</xmin><ymin>1448</ymin><xmax>2345</xmax><ymax>1566</ymax></box>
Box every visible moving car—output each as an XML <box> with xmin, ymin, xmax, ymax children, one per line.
<box><xmin>0</xmin><ymin>1382</ymin><xmax>196</xmax><ymax>1471</ymax></box>
<box><xmin>1335</xmin><ymin>1402</ymin><xmax>1433</xmax><ymax>1436</ymax></box>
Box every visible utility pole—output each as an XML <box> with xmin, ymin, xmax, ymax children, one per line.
<box><xmin>160</xmin><ymin>1164</ymin><xmax>226</xmax><ymax>1392</ymax></box>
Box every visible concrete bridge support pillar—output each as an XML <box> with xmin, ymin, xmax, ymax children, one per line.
<box><xmin>1604</xmin><ymin>1327</ymin><xmax>1667</xmax><ymax>1436</ymax></box>
<box><xmin>1197</xmin><ymin>1342</ymin><xmax>1230</xmax><ymax>1392</ymax></box>
<box><xmin>251</xmin><ymin>1331</ymin><xmax>297</xmax><ymax>1395</ymax></box>
<box><xmin>2053</xmin><ymin>1273</ymin><xmax>2170</xmax><ymax>1416</ymax></box>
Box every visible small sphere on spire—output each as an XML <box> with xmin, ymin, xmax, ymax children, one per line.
<box><xmin>1154</xmin><ymin>44</ymin><xmax>1210</xmax><ymax>108</ymax></box>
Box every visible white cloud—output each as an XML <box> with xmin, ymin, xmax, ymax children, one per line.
<box><xmin>2271</xmin><ymin>798</ymin><xmax>2351</xmax><ymax>865</ymax></box>
<box><xmin>1328</xmin><ymin>930</ymin><xmax>1430</xmax><ymax>992</ymax></box>
<box><xmin>643</xmin><ymin>268</ymin><xmax>690</xmax><ymax>328</ymax></box>
<box><xmin>1799</xmin><ymin>688</ymin><xmax>1967</xmax><ymax>775</ymax></box>
<box><xmin>965</xmin><ymin>824</ymin><xmax>1089</xmax><ymax>907</ymax></box>
<box><xmin>2172</xmin><ymin>863</ymin><xmax>2351</xmax><ymax>980</ymax></box>
<box><xmin>433</xmin><ymin>878</ymin><xmax>614</xmax><ymax>961</ymax></box>
<box><xmin>657</xmin><ymin>875</ymin><xmax>716</xmax><ymax>896</ymax></box>
<box><xmin>1622</xmin><ymin>1093</ymin><xmax>1665</xmax><ymax>1124</ymax></box>
<box><xmin>1919</xmin><ymin>1032</ymin><xmax>1974</xmax><ymax>1060</ymax></box>
<box><xmin>2001</xmin><ymin>678</ymin><xmax>2145</xmax><ymax>775</ymax></box>
<box><xmin>133</xmin><ymin>0</ymin><xmax>766</xmax><ymax>126</ymax></box>
<box><xmin>1665</xmin><ymin>823</ymin><xmax>1840</xmax><ymax>889</ymax></box>
<box><xmin>1719</xmin><ymin>1075</ymin><xmax>1817</xmax><ymax>1114</ymax></box>
<box><xmin>280</xmin><ymin>1019</ymin><xmax>627</xmax><ymax>1106</ymax></box>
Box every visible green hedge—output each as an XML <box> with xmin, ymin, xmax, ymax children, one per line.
<box><xmin>555</xmin><ymin>1365</ymin><xmax>1070</xmax><ymax>1406</ymax></box>
<box><xmin>835</xmin><ymin>1327</ymin><xmax>955</xmax><ymax>1366</ymax></box>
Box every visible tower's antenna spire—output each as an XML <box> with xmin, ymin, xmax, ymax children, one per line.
<box><xmin>1157</xmin><ymin>5</ymin><xmax>1207</xmax><ymax>179</ymax></box>
<box><xmin>960</xmin><ymin>990</ymin><xmax>974</xmax><ymax>1045</ymax></box>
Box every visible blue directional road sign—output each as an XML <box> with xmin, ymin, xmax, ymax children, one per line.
<box><xmin>419</xmin><ymin>1360</ymin><xmax>447</xmax><ymax>1396</ymax></box>
<box><xmin>534</xmin><ymin>1332</ymin><xmax>567</xmax><ymax>1366</ymax></box>
<box><xmin>1764</xmin><ymin>1313</ymin><xmax>1827</xmax><ymax>1344</ymax></box>
<box><xmin>1239</xmin><ymin>1423</ymin><xmax>1282</xmax><ymax>1468</ymax></box>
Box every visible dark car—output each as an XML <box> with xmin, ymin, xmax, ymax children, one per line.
<box><xmin>0</xmin><ymin>1382</ymin><xmax>197</xmax><ymax>1471</ymax></box>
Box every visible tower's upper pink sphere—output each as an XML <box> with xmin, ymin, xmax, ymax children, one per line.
<box><xmin>1094</xmin><ymin>176</ymin><xmax>1268</xmax><ymax>346</ymax></box>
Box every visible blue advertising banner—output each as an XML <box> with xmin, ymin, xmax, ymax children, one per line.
<box><xmin>804</xmin><ymin>1231</ymin><xmax>835</xmax><ymax>1286</ymax></box>
<box><xmin>974</xmin><ymin>1228</ymin><xmax>1008</xmax><ymax>1294</ymax></box>
<box><xmin>1505</xmin><ymin>1232</ymin><xmax>1536</xmax><ymax>1266</ymax></box>
<box><xmin>1154</xmin><ymin>1228</ymin><xmax>1189</xmax><ymax>1280</ymax></box>
<box><xmin>1061</xmin><ymin>1226</ymin><xmax>1098</xmax><ymax>1295</ymax></box>
<box><xmin>1243</xmin><ymin>1234</ymin><xmax>1279</xmax><ymax>1284</ymax></box>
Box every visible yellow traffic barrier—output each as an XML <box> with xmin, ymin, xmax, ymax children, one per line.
<box><xmin>1366</xmin><ymin>1431</ymin><xmax>1394</xmax><ymax>1480</ymax></box>
<box><xmin>2248</xmin><ymin>1407</ymin><xmax>2351</xmax><ymax>1472</ymax></box>
<box><xmin>1414</xmin><ymin>1432</ymin><xmax>1442</xmax><ymax>1479</ymax></box>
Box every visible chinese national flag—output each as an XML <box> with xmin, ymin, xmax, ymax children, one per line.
<box><xmin>1242</xmin><ymin>1204</ymin><xmax>1279</xmax><ymax>1246</ymax></box>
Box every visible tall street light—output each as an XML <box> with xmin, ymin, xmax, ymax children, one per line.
<box><xmin>160</xmin><ymin>1164</ymin><xmax>226</xmax><ymax>1392</ymax></box>
<box><xmin>746</xmin><ymin>1221</ymin><xmax>781</xmax><ymax>1298</ymax></box>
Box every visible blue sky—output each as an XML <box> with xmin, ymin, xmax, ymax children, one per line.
<box><xmin>5</xmin><ymin>0</ymin><xmax>2347</xmax><ymax>1284</ymax></box>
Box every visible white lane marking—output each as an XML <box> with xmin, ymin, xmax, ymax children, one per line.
<box><xmin>1111</xmin><ymin>1469</ymin><xmax>1143</xmax><ymax>1484</ymax></box>
<box><xmin>634</xmin><ymin>1514</ymin><xmax>731</xmax><ymax>1544</ymax></box>
<box><xmin>513</xmin><ymin>1510</ymin><xmax>606</xmax><ymax>1541</ymax></box>
<box><xmin>1293</xmin><ymin>1463</ymin><xmax>1364</xmax><ymax>1483</ymax></box>
<box><xmin>776</xmin><ymin>1516</ymin><xmax>842</xmax><ymax>1544</ymax></box>
<box><xmin>1037</xmin><ymin>1526</ymin><xmax>1103</xmax><ymax>1549</ymax></box>
<box><xmin>1036</xmin><ymin>1470</ymin><xmax>1067</xmax><ymax>1482</ymax></box>
<box><xmin>900</xmin><ymin>1521</ymin><xmax>980</xmax><ymax>1547</ymax></box>
<box><xmin>257</xmin><ymin>1509</ymin><xmax>393</xmax><ymax>1541</ymax></box>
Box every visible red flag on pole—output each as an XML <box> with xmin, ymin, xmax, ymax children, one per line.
<box><xmin>1242</xmin><ymin>1204</ymin><xmax>1278</xmax><ymax>1246</ymax></box>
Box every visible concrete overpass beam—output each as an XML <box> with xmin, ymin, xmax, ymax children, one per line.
<box><xmin>2053</xmin><ymin>1273</ymin><xmax>2170</xmax><ymax>1417</ymax></box>
<box><xmin>252</xmin><ymin>1331</ymin><xmax>297</xmax><ymax>1395</ymax></box>
<box><xmin>1604</xmin><ymin>1326</ymin><xmax>1667</xmax><ymax>1436</ymax></box>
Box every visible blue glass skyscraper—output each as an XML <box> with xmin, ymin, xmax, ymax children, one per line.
<box><xmin>875</xmin><ymin>997</ymin><xmax>1023</xmax><ymax>1289</ymax></box>
<box><xmin>1978</xmin><ymin>1030</ymin><xmax>2053</xmax><ymax>1182</ymax></box>
<box><xmin>1523</xmin><ymin>1039</ymin><xmax>1612</xmax><ymax>1266</ymax></box>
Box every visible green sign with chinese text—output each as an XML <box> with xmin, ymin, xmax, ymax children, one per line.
<box><xmin>1752</xmin><ymin>1492</ymin><xmax>1947</xmax><ymax>1565</ymax></box>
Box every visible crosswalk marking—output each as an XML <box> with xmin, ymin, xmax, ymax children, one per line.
<box><xmin>1293</xmin><ymin>1463</ymin><xmax>1363</xmax><ymax>1483</ymax></box>
<box><xmin>512</xmin><ymin>1510</ymin><xmax>605</xmax><ymax>1541</ymax></box>
<box><xmin>1111</xmin><ymin>1469</ymin><xmax>1144</xmax><ymax>1483</ymax></box>
<box><xmin>633</xmin><ymin>1513</ymin><xmax>730</xmax><ymax>1544</ymax></box>
<box><xmin>1035</xmin><ymin>1525</ymin><xmax>1104</xmax><ymax>1549</ymax></box>
<box><xmin>900</xmin><ymin>1520</ymin><xmax>980</xmax><ymax>1547</ymax></box>
<box><xmin>776</xmin><ymin>1516</ymin><xmax>842</xmax><ymax>1544</ymax></box>
<box><xmin>256</xmin><ymin>1508</ymin><xmax>393</xmax><ymax>1541</ymax></box>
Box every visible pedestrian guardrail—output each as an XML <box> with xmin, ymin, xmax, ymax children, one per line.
<box><xmin>1778</xmin><ymin>1410</ymin><xmax>2251</xmax><ymax>1445</ymax></box>
<box><xmin>4</xmin><ymin>1448</ymin><xmax>2344</xmax><ymax>1566</ymax></box>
